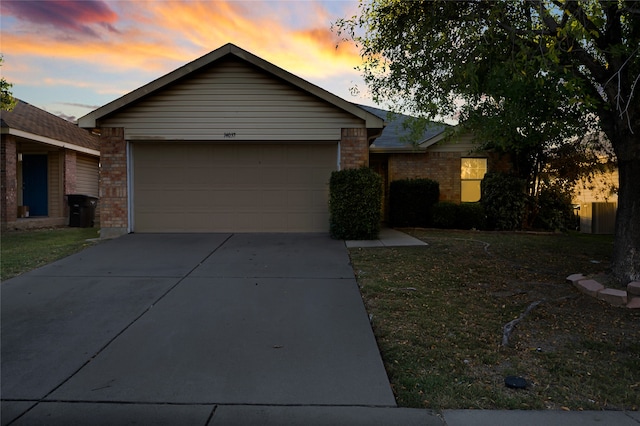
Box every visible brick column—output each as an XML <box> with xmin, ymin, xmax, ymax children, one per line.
<box><xmin>1</xmin><ymin>135</ymin><xmax>18</xmax><ymax>229</ymax></box>
<box><xmin>340</xmin><ymin>128</ymin><xmax>369</xmax><ymax>170</ymax></box>
<box><xmin>64</xmin><ymin>150</ymin><xmax>77</xmax><ymax>195</ymax></box>
<box><xmin>99</xmin><ymin>128</ymin><xmax>128</xmax><ymax>238</ymax></box>
<box><xmin>63</xmin><ymin>150</ymin><xmax>77</xmax><ymax>221</ymax></box>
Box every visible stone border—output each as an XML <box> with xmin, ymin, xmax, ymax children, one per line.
<box><xmin>567</xmin><ymin>274</ymin><xmax>640</xmax><ymax>309</ymax></box>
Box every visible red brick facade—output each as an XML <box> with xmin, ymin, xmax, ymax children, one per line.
<box><xmin>98</xmin><ymin>128</ymin><xmax>128</xmax><ymax>236</ymax></box>
<box><xmin>371</xmin><ymin>150</ymin><xmax>511</xmax><ymax>222</ymax></box>
<box><xmin>340</xmin><ymin>128</ymin><xmax>369</xmax><ymax>169</ymax></box>
<box><xmin>388</xmin><ymin>152</ymin><xmax>463</xmax><ymax>202</ymax></box>
<box><xmin>64</xmin><ymin>150</ymin><xmax>77</xmax><ymax>195</ymax></box>
<box><xmin>1</xmin><ymin>135</ymin><xmax>18</xmax><ymax>228</ymax></box>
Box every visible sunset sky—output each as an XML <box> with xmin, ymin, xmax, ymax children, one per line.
<box><xmin>0</xmin><ymin>0</ymin><xmax>373</xmax><ymax>122</ymax></box>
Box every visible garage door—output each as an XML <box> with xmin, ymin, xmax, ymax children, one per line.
<box><xmin>132</xmin><ymin>143</ymin><xmax>337</xmax><ymax>232</ymax></box>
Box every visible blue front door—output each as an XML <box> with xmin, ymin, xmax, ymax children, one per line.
<box><xmin>22</xmin><ymin>154</ymin><xmax>48</xmax><ymax>216</ymax></box>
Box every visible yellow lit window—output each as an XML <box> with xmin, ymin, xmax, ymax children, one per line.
<box><xmin>461</xmin><ymin>158</ymin><xmax>487</xmax><ymax>202</ymax></box>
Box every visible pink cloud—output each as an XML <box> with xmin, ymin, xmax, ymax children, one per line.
<box><xmin>1</xmin><ymin>0</ymin><xmax>118</xmax><ymax>37</ymax></box>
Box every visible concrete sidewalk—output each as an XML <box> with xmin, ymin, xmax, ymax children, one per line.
<box><xmin>2</xmin><ymin>231</ymin><xmax>636</xmax><ymax>425</ymax></box>
<box><xmin>346</xmin><ymin>227</ymin><xmax>427</xmax><ymax>248</ymax></box>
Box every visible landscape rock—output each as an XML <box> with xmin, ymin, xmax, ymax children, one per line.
<box><xmin>627</xmin><ymin>297</ymin><xmax>640</xmax><ymax>309</ymax></box>
<box><xmin>566</xmin><ymin>273</ymin><xmax>585</xmax><ymax>285</ymax></box>
<box><xmin>575</xmin><ymin>279</ymin><xmax>604</xmax><ymax>297</ymax></box>
<box><xmin>597</xmin><ymin>288</ymin><xmax>628</xmax><ymax>306</ymax></box>
<box><xmin>627</xmin><ymin>281</ymin><xmax>640</xmax><ymax>297</ymax></box>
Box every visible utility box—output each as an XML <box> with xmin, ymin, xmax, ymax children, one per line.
<box><xmin>67</xmin><ymin>194</ymin><xmax>98</xmax><ymax>227</ymax></box>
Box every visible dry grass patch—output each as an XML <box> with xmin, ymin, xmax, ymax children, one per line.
<box><xmin>349</xmin><ymin>230</ymin><xmax>639</xmax><ymax>410</ymax></box>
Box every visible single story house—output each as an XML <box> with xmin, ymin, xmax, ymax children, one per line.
<box><xmin>360</xmin><ymin>105</ymin><xmax>509</xmax><ymax>222</ymax></box>
<box><xmin>1</xmin><ymin>100</ymin><xmax>101</xmax><ymax>230</ymax></box>
<box><xmin>78</xmin><ymin>43</ymin><xmax>384</xmax><ymax>236</ymax></box>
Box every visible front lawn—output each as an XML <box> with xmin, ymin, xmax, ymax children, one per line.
<box><xmin>349</xmin><ymin>229</ymin><xmax>639</xmax><ymax>411</ymax></box>
<box><xmin>1</xmin><ymin>227</ymin><xmax>100</xmax><ymax>281</ymax></box>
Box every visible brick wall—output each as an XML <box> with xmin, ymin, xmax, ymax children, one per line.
<box><xmin>389</xmin><ymin>152</ymin><xmax>463</xmax><ymax>202</ymax></box>
<box><xmin>64</xmin><ymin>150</ymin><xmax>77</xmax><ymax>195</ymax></box>
<box><xmin>99</xmin><ymin>128</ymin><xmax>128</xmax><ymax>237</ymax></box>
<box><xmin>63</xmin><ymin>150</ymin><xmax>76</xmax><ymax>221</ymax></box>
<box><xmin>1</xmin><ymin>135</ymin><xmax>17</xmax><ymax>227</ymax></box>
<box><xmin>340</xmin><ymin>128</ymin><xmax>369</xmax><ymax>169</ymax></box>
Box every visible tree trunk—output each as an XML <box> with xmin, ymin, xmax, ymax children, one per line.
<box><xmin>611</xmin><ymin>127</ymin><xmax>640</xmax><ymax>284</ymax></box>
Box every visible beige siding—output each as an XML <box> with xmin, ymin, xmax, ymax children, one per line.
<box><xmin>101</xmin><ymin>59</ymin><xmax>363</xmax><ymax>141</ymax></box>
<box><xmin>573</xmin><ymin>169</ymin><xmax>618</xmax><ymax>204</ymax></box>
<box><xmin>573</xmin><ymin>167</ymin><xmax>618</xmax><ymax>234</ymax></box>
<box><xmin>428</xmin><ymin>133</ymin><xmax>478</xmax><ymax>153</ymax></box>
<box><xmin>76</xmin><ymin>154</ymin><xmax>99</xmax><ymax>196</ymax></box>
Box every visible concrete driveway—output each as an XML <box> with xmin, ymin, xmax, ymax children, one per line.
<box><xmin>1</xmin><ymin>233</ymin><xmax>408</xmax><ymax>425</ymax></box>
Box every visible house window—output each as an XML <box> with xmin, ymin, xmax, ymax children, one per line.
<box><xmin>461</xmin><ymin>158</ymin><xmax>487</xmax><ymax>202</ymax></box>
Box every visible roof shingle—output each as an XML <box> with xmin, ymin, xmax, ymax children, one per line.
<box><xmin>1</xmin><ymin>99</ymin><xmax>100</xmax><ymax>152</ymax></box>
<box><xmin>357</xmin><ymin>104</ymin><xmax>448</xmax><ymax>150</ymax></box>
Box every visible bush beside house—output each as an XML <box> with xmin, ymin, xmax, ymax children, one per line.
<box><xmin>329</xmin><ymin>167</ymin><xmax>382</xmax><ymax>240</ymax></box>
<box><xmin>481</xmin><ymin>172</ymin><xmax>527</xmax><ymax>231</ymax></box>
<box><xmin>432</xmin><ymin>202</ymin><xmax>486</xmax><ymax>230</ymax></box>
<box><xmin>389</xmin><ymin>178</ymin><xmax>440</xmax><ymax>228</ymax></box>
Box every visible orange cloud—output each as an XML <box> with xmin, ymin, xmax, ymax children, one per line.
<box><xmin>1</xmin><ymin>30</ymin><xmax>186</xmax><ymax>73</ymax></box>
<box><xmin>1</xmin><ymin>0</ymin><xmax>365</xmax><ymax>97</ymax></box>
<box><xmin>141</xmin><ymin>0</ymin><xmax>363</xmax><ymax>79</ymax></box>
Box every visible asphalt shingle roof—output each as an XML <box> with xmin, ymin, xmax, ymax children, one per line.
<box><xmin>356</xmin><ymin>104</ymin><xmax>447</xmax><ymax>150</ymax></box>
<box><xmin>1</xmin><ymin>99</ymin><xmax>100</xmax><ymax>152</ymax></box>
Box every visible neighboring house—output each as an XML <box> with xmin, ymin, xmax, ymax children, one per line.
<box><xmin>1</xmin><ymin>100</ymin><xmax>101</xmax><ymax>230</ymax></box>
<box><xmin>78</xmin><ymin>43</ymin><xmax>384</xmax><ymax>236</ymax></box>
<box><xmin>573</xmin><ymin>164</ymin><xmax>618</xmax><ymax>234</ymax></box>
<box><xmin>360</xmin><ymin>105</ymin><xmax>509</xmax><ymax>222</ymax></box>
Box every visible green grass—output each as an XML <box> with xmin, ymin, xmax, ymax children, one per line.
<box><xmin>1</xmin><ymin>227</ymin><xmax>100</xmax><ymax>281</ymax></box>
<box><xmin>349</xmin><ymin>230</ymin><xmax>640</xmax><ymax>411</ymax></box>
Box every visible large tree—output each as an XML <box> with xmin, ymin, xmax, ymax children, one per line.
<box><xmin>336</xmin><ymin>0</ymin><xmax>639</xmax><ymax>283</ymax></box>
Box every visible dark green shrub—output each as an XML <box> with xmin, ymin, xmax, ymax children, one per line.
<box><xmin>329</xmin><ymin>167</ymin><xmax>382</xmax><ymax>240</ymax></box>
<box><xmin>457</xmin><ymin>202</ymin><xmax>487</xmax><ymax>230</ymax></box>
<box><xmin>432</xmin><ymin>202</ymin><xmax>486</xmax><ymax>230</ymax></box>
<box><xmin>531</xmin><ymin>185</ymin><xmax>575</xmax><ymax>231</ymax></box>
<box><xmin>481</xmin><ymin>173</ymin><xmax>526</xmax><ymax>230</ymax></box>
<box><xmin>432</xmin><ymin>202</ymin><xmax>458</xmax><ymax>229</ymax></box>
<box><xmin>389</xmin><ymin>178</ymin><xmax>440</xmax><ymax>227</ymax></box>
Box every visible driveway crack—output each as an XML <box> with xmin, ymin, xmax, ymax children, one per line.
<box><xmin>38</xmin><ymin>234</ymin><xmax>234</xmax><ymax>403</ymax></box>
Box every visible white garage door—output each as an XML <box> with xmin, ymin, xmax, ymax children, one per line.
<box><xmin>132</xmin><ymin>142</ymin><xmax>336</xmax><ymax>232</ymax></box>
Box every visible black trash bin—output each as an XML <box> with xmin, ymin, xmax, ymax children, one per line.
<box><xmin>67</xmin><ymin>194</ymin><xmax>98</xmax><ymax>227</ymax></box>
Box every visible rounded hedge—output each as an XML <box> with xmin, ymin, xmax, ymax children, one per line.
<box><xmin>329</xmin><ymin>167</ymin><xmax>382</xmax><ymax>240</ymax></box>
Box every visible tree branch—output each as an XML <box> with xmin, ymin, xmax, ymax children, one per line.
<box><xmin>502</xmin><ymin>300</ymin><xmax>544</xmax><ymax>347</ymax></box>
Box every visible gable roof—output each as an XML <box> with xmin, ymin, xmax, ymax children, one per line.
<box><xmin>357</xmin><ymin>104</ymin><xmax>449</xmax><ymax>152</ymax></box>
<box><xmin>1</xmin><ymin>99</ymin><xmax>100</xmax><ymax>156</ymax></box>
<box><xmin>78</xmin><ymin>43</ymin><xmax>384</xmax><ymax>131</ymax></box>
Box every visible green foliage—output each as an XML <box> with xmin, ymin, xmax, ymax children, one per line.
<box><xmin>334</xmin><ymin>0</ymin><xmax>640</xmax><ymax>280</ymax></box>
<box><xmin>1</xmin><ymin>228</ymin><xmax>99</xmax><ymax>280</ymax></box>
<box><xmin>329</xmin><ymin>167</ymin><xmax>382</xmax><ymax>240</ymax></box>
<box><xmin>432</xmin><ymin>202</ymin><xmax>486</xmax><ymax>230</ymax></box>
<box><xmin>431</xmin><ymin>202</ymin><xmax>457</xmax><ymax>229</ymax></box>
<box><xmin>481</xmin><ymin>173</ymin><xmax>526</xmax><ymax>231</ymax></box>
<box><xmin>457</xmin><ymin>202</ymin><xmax>487</xmax><ymax>230</ymax></box>
<box><xmin>0</xmin><ymin>56</ymin><xmax>16</xmax><ymax>111</ymax></box>
<box><xmin>389</xmin><ymin>178</ymin><xmax>439</xmax><ymax>227</ymax></box>
<box><xmin>530</xmin><ymin>185</ymin><xmax>577</xmax><ymax>232</ymax></box>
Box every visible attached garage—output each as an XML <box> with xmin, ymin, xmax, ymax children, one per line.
<box><xmin>132</xmin><ymin>142</ymin><xmax>336</xmax><ymax>232</ymax></box>
<box><xmin>78</xmin><ymin>43</ymin><xmax>384</xmax><ymax>236</ymax></box>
